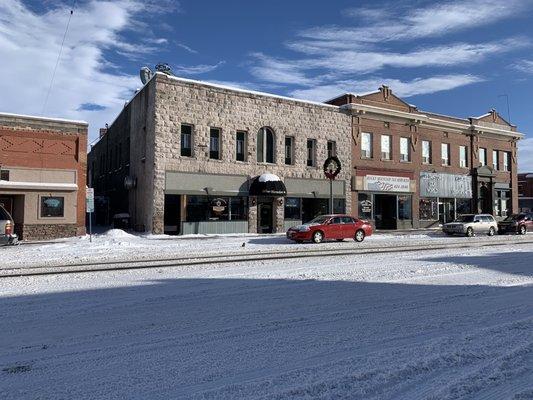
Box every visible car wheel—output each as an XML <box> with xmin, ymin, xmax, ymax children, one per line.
<box><xmin>312</xmin><ymin>231</ymin><xmax>324</xmax><ymax>244</ymax></box>
<box><xmin>354</xmin><ymin>229</ymin><xmax>365</xmax><ymax>242</ymax></box>
<box><xmin>466</xmin><ymin>227</ymin><xmax>474</xmax><ymax>237</ymax></box>
<box><xmin>519</xmin><ymin>225</ymin><xmax>527</xmax><ymax>235</ymax></box>
<box><xmin>488</xmin><ymin>227</ymin><xmax>496</xmax><ymax>236</ymax></box>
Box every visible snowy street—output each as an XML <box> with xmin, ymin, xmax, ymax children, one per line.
<box><xmin>1</xmin><ymin>237</ymin><xmax>532</xmax><ymax>399</ymax></box>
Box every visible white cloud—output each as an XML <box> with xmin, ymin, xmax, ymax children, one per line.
<box><xmin>518</xmin><ymin>138</ymin><xmax>533</xmax><ymax>172</ymax></box>
<box><xmin>177</xmin><ymin>43</ymin><xmax>198</xmax><ymax>54</ymax></box>
<box><xmin>512</xmin><ymin>59</ymin><xmax>533</xmax><ymax>74</ymax></box>
<box><xmin>290</xmin><ymin>74</ymin><xmax>484</xmax><ymax>102</ymax></box>
<box><xmin>173</xmin><ymin>61</ymin><xmax>225</xmax><ymax>75</ymax></box>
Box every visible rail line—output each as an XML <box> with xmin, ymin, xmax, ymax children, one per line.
<box><xmin>2</xmin><ymin>237</ymin><xmax>533</xmax><ymax>278</ymax></box>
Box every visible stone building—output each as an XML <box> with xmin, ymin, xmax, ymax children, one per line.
<box><xmin>0</xmin><ymin>112</ymin><xmax>88</xmax><ymax>240</ymax></box>
<box><xmin>89</xmin><ymin>72</ymin><xmax>524</xmax><ymax>234</ymax></box>
<box><xmin>328</xmin><ymin>88</ymin><xmax>523</xmax><ymax>229</ymax></box>
<box><xmin>89</xmin><ymin>73</ymin><xmax>352</xmax><ymax>234</ymax></box>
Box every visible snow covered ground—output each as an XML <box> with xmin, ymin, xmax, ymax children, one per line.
<box><xmin>1</xmin><ymin>240</ymin><xmax>532</xmax><ymax>399</ymax></box>
<box><xmin>1</xmin><ymin>228</ymin><xmax>533</xmax><ymax>268</ymax></box>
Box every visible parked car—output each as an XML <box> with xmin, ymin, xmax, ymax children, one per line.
<box><xmin>0</xmin><ymin>205</ymin><xmax>18</xmax><ymax>245</ymax></box>
<box><xmin>497</xmin><ymin>213</ymin><xmax>533</xmax><ymax>235</ymax></box>
<box><xmin>286</xmin><ymin>214</ymin><xmax>373</xmax><ymax>244</ymax></box>
<box><xmin>442</xmin><ymin>214</ymin><xmax>498</xmax><ymax>237</ymax></box>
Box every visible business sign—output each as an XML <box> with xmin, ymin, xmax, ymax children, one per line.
<box><xmin>86</xmin><ymin>188</ymin><xmax>95</xmax><ymax>213</ymax></box>
<box><xmin>420</xmin><ymin>172</ymin><xmax>472</xmax><ymax>199</ymax></box>
<box><xmin>364</xmin><ymin>175</ymin><xmax>411</xmax><ymax>193</ymax></box>
<box><xmin>211</xmin><ymin>198</ymin><xmax>227</xmax><ymax>214</ymax></box>
<box><xmin>360</xmin><ymin>199</ymin><xmax>373</xmax><ymax>214</ymax></box>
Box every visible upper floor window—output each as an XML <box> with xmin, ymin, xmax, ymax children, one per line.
<box><xmin>422</xmin><ymin>140</ymin><xmax>432</xmax><ymax>164</ymax></box>
<box><xmin>381</xmin><ymin>135</ymin><xmax>391</xmax><ymax>160</ymax></box>
<box><xmin>181</xmin><ymin>124</ymin><xmax>193</xmax><ymax>157</ymax></box>
<box><xmin>285</xmin><ymin>136</ymin><xmax>294</xmax><ymax>165</ymax></box>
<box><xmin>441</xmin><ymin>143</ymin><xmax>450</xmax><ymax>166</ymax></box>
<box><xmin>327</xmin><ymin>140</ymin><xmax>337</xmax><ymax>158</ymax></box>
<box><xmin>492</xmin><ymin>150</ymin><xmax>499</xmax><ymax>170</ymax></box>
<box><xmin>459</xmin><ymin>145</ymin><xmax>468</xmax><ymax>168</ymax></box>
<box><xmin>257</xmin><ymin>127</ymin><xmax>275</xmax><ymax>163</ymax></box>
<box><xmin>400</xmin><ymin>137</ymin><xmax>411</xmax><ymax>162</ymax></box>
<box><xmin>361</xmin><ymin>132</ymin><xmax>373</xmax><ymax>159</ymax></box>
<box><xmin>479</xmin><ymin>147</ymin><xmax>487</xmax><ymax>166</ymax></box>
<box><xmin>0</xmin><ymin>169</ymin><xmax>9</xmax><ymax>181</ymax></box>
<box><xmin>307</xmin><ymin>139</ymin><xmax>316</xmax><ymax>167</ymax></box>
<box><xmin>503</xmin><ymin>152</ymin><xmax>511</xmax><ymax>172</ymax></box>
<box><xmin>209</xmin><ymin>128</ymin><xmax>221</xmax><ymax>160</ymax></box>
<box><xmin>236</xmin><ymin>131</ymin><xmax>247</xmax><ymax>162</ymax></box>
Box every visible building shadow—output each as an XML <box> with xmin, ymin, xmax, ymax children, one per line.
<box><xmin>1</xmin><ymin>260</ymin><xmax>532</xmax><ymax>399</ymax></box>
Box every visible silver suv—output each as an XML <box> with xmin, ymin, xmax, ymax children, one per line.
<box><xmin>0</xmin><ymin>205</ymin><xmax>18</xmax><ymax>245</ymax></box>
<box><xmin>443</xmin><ymin>214</ymin><xmax>498</xmax><ymax>237</ymax></box>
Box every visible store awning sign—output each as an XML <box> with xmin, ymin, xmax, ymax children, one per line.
<box><xmin>364</xmin><ymin>175</ymin><xmax>410</xmax><ymax>192</ymax></box>
<box><xmin>420</xmin><ymin>172</ymin><xmax>472</xmax><ymax>198</ymax></box>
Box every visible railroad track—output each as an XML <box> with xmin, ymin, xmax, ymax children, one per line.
<box><xmin>2</xmin><ymin>236</ymin><xmax>533</xmax><ymax>278</ymax></box>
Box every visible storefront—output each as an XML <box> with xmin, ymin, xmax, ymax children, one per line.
<box><xmin>419</xmin><ymin>172</ymin><xmax>473</xmax><ymax>227</ymax></box>
<box><xmin>355</xmin><ymin>173</ymin><xmax>415</xmax><ymax>230</ymax></box>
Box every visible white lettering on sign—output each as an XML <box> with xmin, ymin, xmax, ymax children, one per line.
<box><xmin>364</xmin><ymin>175</ymin><xmax>411</xmax><ymax>193</ymax></box>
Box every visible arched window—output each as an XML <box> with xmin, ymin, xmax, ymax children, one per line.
<box><xmin>257</xmin><ymin>127</ymin><xmax>275</xmax><ymax>163</ymax></box>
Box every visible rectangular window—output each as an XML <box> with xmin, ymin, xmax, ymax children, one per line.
<box><xmin>503</xmin><ymin>152</ymin><xmax>511</xmax><ymax>172</ymax></box>
<box><xmin>479</xmin><ymin>148</ymin><xmax>487</xmax><ymax>166</ymax></box>
<box><xmin>307</xmin><ymin>139</ymin><xmax>316</xmax><ymax>167</ymax></box>
<box><xmin>327</xmin><ymin>140</ymin><xmax>337</xmax><ymax>158</ymax></box>
<box><xmin>41</xmin><ymin>196</ymin><xmax>64</xmax><ymax>218</ymax></box>
<box><xmin>400</xmin><ymin>137</ymin><xmax>410</xmax><ymax>162</ymax></box>
<box><xmin>419</xmin><ymin>198</ymin><xmax>438</xmax><ymax>220</ymax></box>
<box><xmin>284</xmin><ymin>197</ymin><xmax>301</xmax><ymax>220</ymax></box>
<box><xmin>358</xmin><ymin>193</ymin><xmax>373</xmax><ymax>220</ymax></box>
<box><xmin>361</xmin><ymin>132</ymin><xmax>372</xmax><ymax>159</ymax></box>
<box><xmin>381</xmin><ymin>135</ymin><xmax>391</xmax><ymax>160</ymax></box>
<box><xmin>493</xmin><ymin>150</ymin><xmax>499</xmax><ymax>170</ymax></box>
<box><xmin>422</xmin><ymin>140</ymin><xmax>432</xmax><ymax>164</ymax></box>
<box><xmin>441</xmin><ymin>143</ymin><xmax>450</xmax><ymax>166</ymax></box>
<box><xmin>209</xmin><ymin>128</ymin><xmax>221</xmax><ymax>160</ymax></box>
<box><xmin>0</xmin><ymin>170</ymin><xmax>9</xmax><ymax>181</ymax></box>
<box><xmin>285</xmin><ymin>136</ymin><xmax>294</xmax><ymax>165</ymax></box>
<box><xmin>236</xmin><ymin>131</ymin><xmax>247</xmax><ymax>162</ymax></box>
<box><xmin>181</xmin><ymin>124</ymin><xmax>193</xmax><ymax>157</ymax></box>
<box><xmin>398</xmin><ymin>195</ymin><xmax>412</xmax><ymax>220</ymax></box>
<box><xmin>459</xmin><ymin>145</ymin><xmax>468</xmax><ymax>168</ymax></box>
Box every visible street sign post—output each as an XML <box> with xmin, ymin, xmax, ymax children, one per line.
<box><xmin>86</xmin><ymin>187</ymin><xmax>94</xmax><ymax>242</ymax></box>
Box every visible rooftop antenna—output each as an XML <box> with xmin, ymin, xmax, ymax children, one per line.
<box><xmin>497</xmin><ymin>94</ymin><xmax>511</xmax><ymax>124</ymax></box>
<box><xmin>42</xmin><ymin>9</ymin><xmax>74</xmax><ymax>115</ymax></box>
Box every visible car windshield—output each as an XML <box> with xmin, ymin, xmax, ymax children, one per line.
<box><xmin>0</xmin><ymin>206</ymin><xmax>11</xmax><ymax>220</ymax></box>
<box><xmin>504</xmin><ymin>214</ymin><xmax>525</xmax><ymax>221</ymax></box>
<box><xmin>455</xmin><ymin>215</ymin><xmax>475</xmax><ymax>222</ymax></box>
<box><xmin>308</xmin><ymin>216</ymin><xmax>331</xmax><ymax>224</ymax></box>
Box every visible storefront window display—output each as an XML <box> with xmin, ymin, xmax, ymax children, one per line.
<box><xmin>284</xmin><ymin>197</ymin><xmax>301</xmax><ymax>220</ymax></box>
<box><xmin>358</xmin><ymin>193</ymin><xmax>373</xmax><ymax>220</ymax></box>
<box><xmin>398</xmin><ymin>195</ymin><xmax>412</xmax><ymax>220</ymax></box>
<box><xmin>456</xmin><ymin>198</ymin><xmax>472</xmax><ymax>216</ymax></box>
<box><xmin>495</xmin><ymin>190</ymin><xmax>510</xmax><ymax>217</ymax></box>
<box><xmin>186</xmin><ymin>196</ymin><xmax>248</xmax><ymax>221</ymax></box>
<box><xmin>419</xmin><ymin>198</ymin><xmax>438</xmax><ymax>220</ymax></box>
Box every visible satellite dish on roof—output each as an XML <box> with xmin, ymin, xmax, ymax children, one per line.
<box><xmin>140</xmin><ymin>66</ymin><xmax>153</xmax><ymax>85</ymax></box>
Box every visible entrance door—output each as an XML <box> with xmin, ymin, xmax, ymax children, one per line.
<box><xmin>258</xmin><ymin>202</ymin><xmax>273</xmax><ymax>233</ymax></box>
<box><xmin>374</xmin><ymin>194</ymin><xmax>397</xmax><ymax>229</ymax></box>
<box><xmin>164</xmin><ymin>195</ymin><xmax>181</xmax><ymax>235</ymax></box>
<box><xmin>438</xmin><ymin>199</ymin><xmax>455</xmax><ymax>224</ymax></box>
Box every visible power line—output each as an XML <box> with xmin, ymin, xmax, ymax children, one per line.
<box><xmin>42</xmin><ymin>9</ymin><xmax>73</xmax><ymax>115</ymax></box>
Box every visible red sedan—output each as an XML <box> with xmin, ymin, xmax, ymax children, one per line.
<box><xmin>286</xmin><ymin>214</ymin><xmax>373</xmax><ymax>244</ymax></box>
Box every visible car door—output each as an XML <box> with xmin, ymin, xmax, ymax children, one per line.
<box><xmin>327</xmin><ymin>217</ymin><xmax>343</xmax><ymax>239</ymax></box>
<box><xmin>482</xmin><ymin>215</ymin><xmax>493</xmax><ymax>233</ymax></box>
<box><xmin>341</xmin><ymin>216</ymin><xmax>357</xmax><ymax>238</ymax></box>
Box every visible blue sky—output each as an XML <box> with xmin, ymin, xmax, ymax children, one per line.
<box><xmin>1</xmin><ymin>0</ymin><xmax>533</xmax><ymax>170</ymax></box>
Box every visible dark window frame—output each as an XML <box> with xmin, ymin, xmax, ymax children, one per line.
<box><xmin>209</xmin><ymin>127</ymin><xmax>221</xmax><ymax>160</ymax></box>
<box><xmin>181</xmin><ymin>124</ymin><xmax>193</xmax><ymax>157</ymax></box>
<box><xmin>40</xmin><ymin>196</ymin><xmax>65</xmax><ymax>218</ymax></box>
<box><xmin>236</xmin><ymin>130</ymin><xmax>247</xmax><ymax>162</ymax></box>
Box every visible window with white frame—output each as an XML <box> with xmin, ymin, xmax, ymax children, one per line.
<box><xmin>361</xmin><ymin>132</ymin><xmax>372</xmax><ymax>159</ymax></box>
<box><xmin>381</xmin><ymin>135</ymin><xmax>391</xmax><ymax>160</ymax></box>
<box><xmin>441</xmin><ymin>143</ymin><xmax>450</xmax><ymax>166</ymax></box>
<box><xmin>422</xmin><ymin>140</ymin><xmax>432</xmax><ymax>164</ymax></box>
<box><xmin>209</xmin><ymin>128</ymin><xmax>221</xmax><ymax>160</ymax></box>
<box><xmin>307</xmin><ymin>139</ymin><xmax>316</xmax><ymax>167</ymax></box>
<box><xmin>400</xmin><ymin>137</ymin><xmax>410</xmax><ymax>162</ymax></box>
<box><xmin>257</xmin><ymin>127</ymin><xmax>275</xmax><ymax>163</ymax></box>
<box><xmin>285</xmin><ymin>136</ymin><xmax>294</xmax><ymax>165</ymax></box>
<box><xmin>459</xmin><ymin>145</ymin><xmax>468</xmax><ymax>168</ymax></box>
<box><xmin>479</xmin><ymin>147</ymin><xmax>487</xmax><ymax>166</ymax></box>
<box><xmin>503</xmin><ymin>152</ymin><xmax>511</xmax><ymax>172</ymax></box>
<box><xmin>493</xmin><ymin>150</ymin><xmax>499</xmax><ymax>170</ymax></box>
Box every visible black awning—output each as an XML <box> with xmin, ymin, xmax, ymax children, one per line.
<box><xmin>249</xmin><ymin>173</ymin><xmax>287</xmax><ymax>197</ymax></box>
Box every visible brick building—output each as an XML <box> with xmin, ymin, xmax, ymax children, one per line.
<box><xmin>89</xmin><ymin>72</ymin><xmax>524</xmax><ymax>234</ymax></box>
<box><xmin>518</xmin><ymin>173</ymin><xmax>533</xmax><ymax>212</ymax></box>
<box><xmin>0</xmin><ymin>112</ymin><xmax>88</xmax><ymax>240</ymax></box>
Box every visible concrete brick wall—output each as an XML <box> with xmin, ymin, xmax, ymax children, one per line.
<box><xmin>147</xmin><ymin>74</ymin><xmax>353</xmax><ymax>234</ymax></box>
